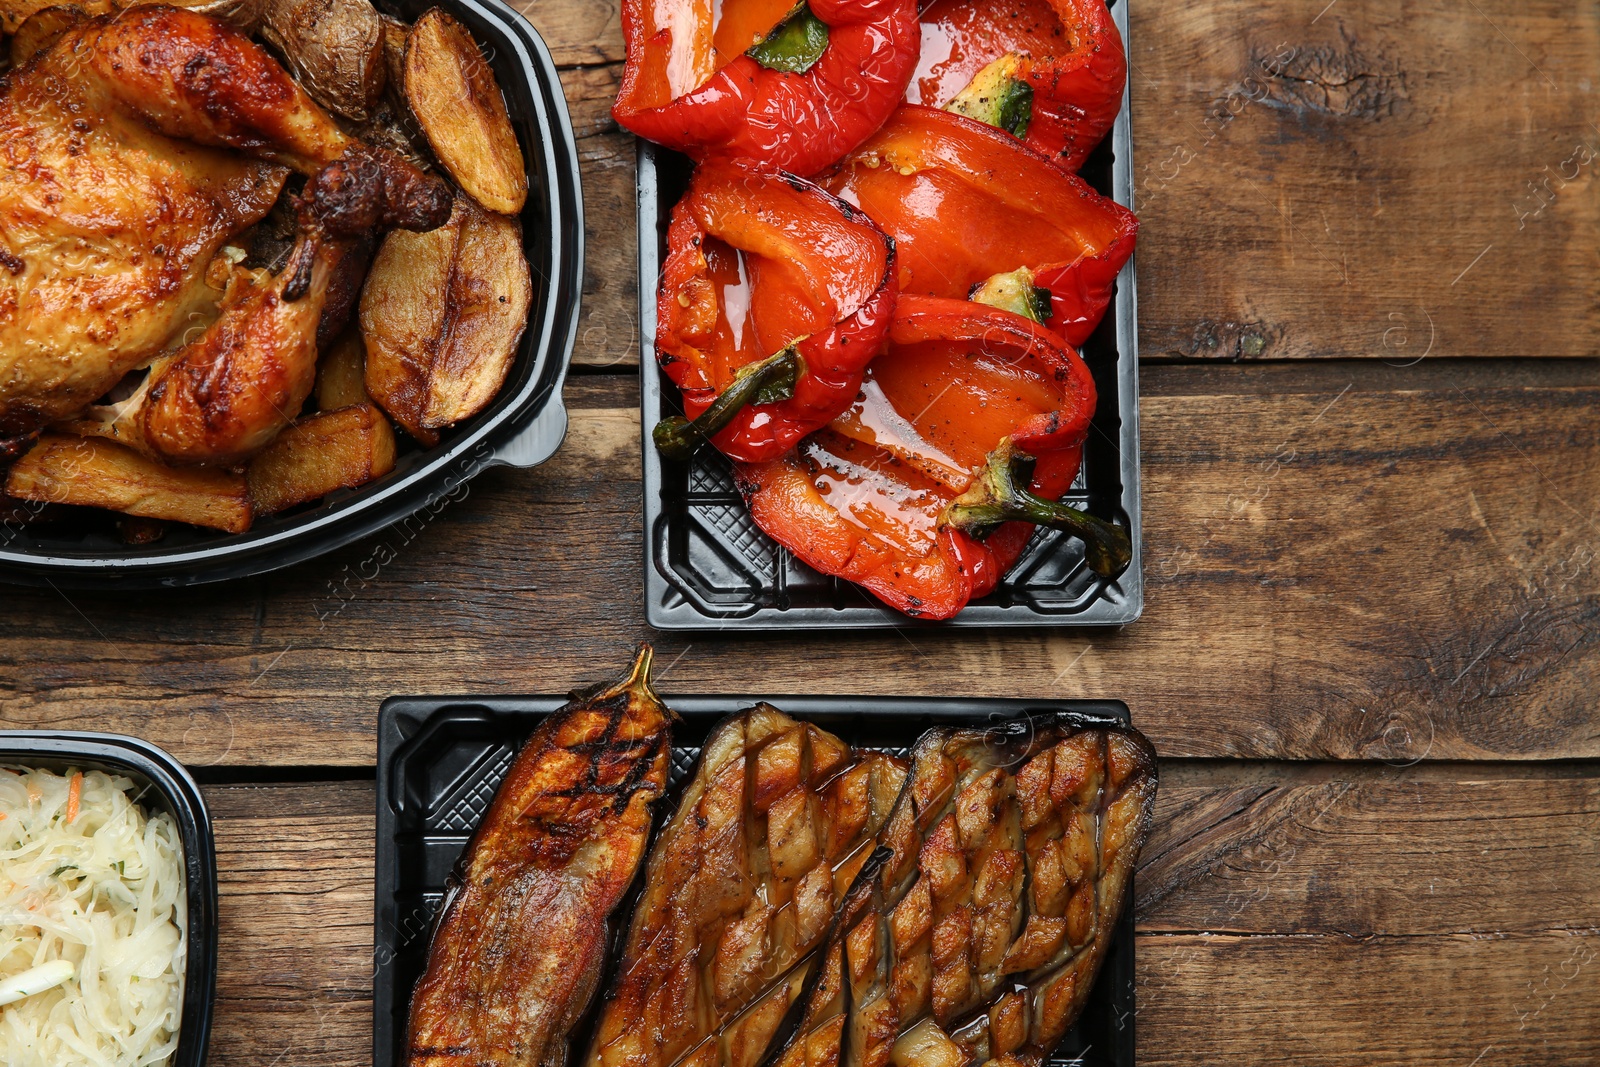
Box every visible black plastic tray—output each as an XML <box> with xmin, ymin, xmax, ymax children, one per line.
<box><xmin>637</xmin><ymin>0</ymin><xmax>1140</xmax><ymax>629</ymax></box>
<box><xmin>374</xmin><ymin>694</ymin><xmax>1137</xmax><ymax>1067</ymax></box>
<box><xmin>0</xmin><ymin>0</ymin><xmax>583</xmax><ymax>590</ymax></box>
<box><xmin>0</xmin><ymin>731</ymin><xmax>218</xmax><ymax>1067</ymax></box>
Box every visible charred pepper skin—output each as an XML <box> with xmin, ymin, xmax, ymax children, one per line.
<box><xmin>915</xmin><ymin>0</ymin><xmax>1129</xmax><ymax>173</ymax></box>
<box><xmin>614</xmin><ymin>0</ymin><xmax>921</xmax><ymax>177</ymax></box>
<box><xmin>655</xmin><ymin>159</ymin><xmax>897</xmax><ymax>464</ymax></box>
<box><xmin>825</xmin><ymin>105</ymin><xmax>1137</xmax><ymax>347</ymax></box>
<box><xmin>734</xmin><ymin>296</ymin><xmax>1111</xmax><ymax>620</ymax></box>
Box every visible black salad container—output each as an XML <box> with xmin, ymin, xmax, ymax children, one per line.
<box><xmin>637</xmin><ymin>0</ymin><xmax>1141</xmax><ymax>629</ymax></box>
<box><xmin>0</xmin><ymin>731</ymin><xmax>218</xmax><ymax>1067</ymax></box>
<box><xmin>0</xmin><ymin>0</ymin><xmax>584</xmax><ymax>590</ymax></box>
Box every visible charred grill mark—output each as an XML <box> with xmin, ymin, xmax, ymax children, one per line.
<box><xmin>407</xmin><ymin>650</ymin><xmax>672</xmax><ymax>1067</ymax></box>
<box><xmin>769</xmin><ymin>718</ymin><xmax>1156</xmax><ymax>1067</ymax></box>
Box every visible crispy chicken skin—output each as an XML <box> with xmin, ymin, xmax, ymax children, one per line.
<box><xmin>587</xmin><ymin>706</ymin><xmax>907</xmax><ymax>1067</ymax></box>
<box><xmin>768</xmin><ymin>715</ymin><xmax>1159</xmax><ymax>1067</ymax></box>
<box><xmin>136</xmin><ymin>234</ymin><xmax>338</xmax><ymax>464</ymax></box>
<box><xmin>0</xmin><ymin>6</ymin><xmax>450</xmax><ymax>445</ymax></box>
<box><xmin>406</xmin><ymin>648</ymin><xmax>675</xmax><ymax>1067</ymax></box>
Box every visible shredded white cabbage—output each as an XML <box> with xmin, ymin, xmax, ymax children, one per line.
<box><xmin>0</xmin><ymin>767</ymin><xmax>186</xmax><ymax>1067</ymax></box>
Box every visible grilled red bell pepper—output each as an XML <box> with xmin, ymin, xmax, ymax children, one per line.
<box><xmin>909</xmin><ymin>0</ymin><xmax>1126</xmax><ymax>173</ymax></box>
<box><xmin>824</xmin><ymin>104</ymin><xmax>1136</xmax><ymax>346</ymax></box>
<box><xmin>653</xmin><ymin>158</ymin><xmax>897</xmax><ymax>464</ymax></box>
<box><xmin>614</xmin><ymin>0</ymin><xmax>921</xmax><ymax>176</ymax></box>
<box><xmin>734</xmin><ymin>294</ymin><xmax>1130</xmax><ymax>619</ymax></box>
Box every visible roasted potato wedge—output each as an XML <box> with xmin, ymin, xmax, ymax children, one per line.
<box><xmin>6</xmin><ymin>434</ymin><xmax>253</xmax><ymax>533</ymax></box>
<box><xmin>116</xmin><ymin>515</ymin><xmax>168</xmax><ymax>544</ymax></box>
<box><xmin>1</xmin><ymin>0</ymin><xmax>88</xmax><ymax>36</ymax></box>
<box><xmin>11</xmin><ymin>4</ymin><xmax>86</xmax><ymax>63</ymax></box>
<box><xmin>247</xmin><ymin>402</ymin><xmax>396</xmax><ymax>515</ymax></box>
<box><xmin>359</xmin><ymin>195</ymin><xmax>531</xmax><ymax>444</ymax></box>
<box><xmin>316</xmin><ymin>330</ymin><xmax>370</xmax><ymax>410</ymax></box>
<box><xmin>260</xmin><ymin>0</ymin><xmax>386</xmax><ymax>120</ymax></box>
<box><xmin>404</xmin><ymin>7</ymin><xmax>527</xmax><ymax>213</ymax></box>
<box><xmin>379</xmin><ymin>12</ymin><xmax>408</xmax><ymax>92</ymax></box>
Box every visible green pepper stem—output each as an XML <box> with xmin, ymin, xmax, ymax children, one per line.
<box><xmin>943</xmin><ymin>438</ymin><xmax>1133</xmax><ymax>579</ymax></box>
<box><xmin>653</xmin><ymin>348</ymin><xmax>801</xmax><ymax>462</ymax></box>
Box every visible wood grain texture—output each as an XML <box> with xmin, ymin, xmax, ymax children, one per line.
<box><xmin>4</xmin><ymin>366</ymin><xmax>1598</xmax><ymax>764</ymax></box>
<box><xmin>513</xmin><ymin>0</ymin><xmax>624</xmax><ymax>67</ymax></box>
<box><xmin>1127</xmin><ymin>0</ymin><xmax>1600</xmax><ymax>359</ymax></box>
<box><xmin>200</xmin><ymin>774</ymin><xmax>1600</xmax><ymax>1066</ymax></box>
<box><xmin>525</xmin><ymin>0</ymin><xmax>1600</xmax><ymax>366</ymax></box>
<box><xmin>557</xmin><ymin>65</ymin><xmax>641</xmax><ymax>370</ymax></box>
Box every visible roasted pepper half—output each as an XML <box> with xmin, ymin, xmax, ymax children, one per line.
<box><xmin>614</xmin><ymin>0</ymin><xmax>921</xmax><ymax>176</ymax></box>
<box><xmin>825</xmin><ymin>104</ymin><xmax>1137</xmax><ymax>346</ymax></box>
<box><xmin>912</xmin><ymin>0</ymin><xmax>1127</xmax><ymax>172</ymax></box>
<box><xmin>654</xmin><ymin>158</ymin><xmax>897</xmax><ymax>464</ymax></box>
<box><xmin>734</xmin><ymin>295</ymin><xmax>1130</xmax><ymax>619</ymax></box>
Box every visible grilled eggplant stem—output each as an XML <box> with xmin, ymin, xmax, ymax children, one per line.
<box><xmin>766</xmin><ymin>714</ymin><xmax>1158</xmax><ymax>1067</ymax></box>
<box><xmin>405</xmin><ymin>646</ymin><xmax>674</xmax><ymax>1067</ymax></box>
<box><xmin>587</xmin><ymin>704</ymin><xmax>908</xmax><ymax>1067</ymax></box>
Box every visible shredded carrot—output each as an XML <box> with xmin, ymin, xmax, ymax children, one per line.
<box><xmin>66</xmin><ymin>772</ymin><xmax>82</xmax><ymax>824</ymax></box>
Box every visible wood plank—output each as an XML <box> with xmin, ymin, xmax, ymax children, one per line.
<box><xmin>1136</xmin><ymin>930</ymin><xmax>1600</xmax><ymax>1066</ymax></box>
<box><xmin>200</xmin><ymin>773</ymin><xmax>1600</xmax><ymax>1065</ymax></box>
<box><xmin>513</xmin><ymin>0</ymin><xmax>624</xmax><ymax>67</ymax></box>
<box><xmin>207</xmin><ymin>781</ymin><xmax>373</xmax><ymax>1065</ymax></box>
<box><xmin>558</xmin><ymin>66</ymin><xmax>641</xmax><ymax>370</ymax></box>
<box><xmin>1128</xmin><ymin>0</ymin><xmax>1600</xmax><ymax>359</ymax></box>
<box><xmin>5</xmin><ymin>366</ymin><xmax>1600</xmax><ymax>763</ymax></box>
<box><xmin>528</xmin><ymin>0</ymin><xmax>1599</xmax><ymax>365</ymax></box>
<box><xmin>1140</xmin><ymin>765</ymin><xmax>1600</xmax><ymax>935</ymax></box>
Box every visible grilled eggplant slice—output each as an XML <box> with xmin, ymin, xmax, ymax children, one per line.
<box><xmin>767</xmin><ymin>714</ymin><xmax>1158</xmax><ymax>1067</ymax></box>
<box><xmin>587</xmin><ymin>705</ymin><xmax>908</xmax><ymax>1067</ymax></box>
<box><xmin>406</xmin><ymin>647</ymin><xmax>676</xmax><ymax>1067</ymax></box>
<box><xmin>404</xmin><ymin>6</ymin><xmax>528</xmax><ymax>213</ymax></box>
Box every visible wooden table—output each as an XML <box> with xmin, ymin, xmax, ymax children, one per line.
<box><xmin>4</xmin><ymin>0</ymin><xmax>1598</xmax><ymax>1062</ymax></box>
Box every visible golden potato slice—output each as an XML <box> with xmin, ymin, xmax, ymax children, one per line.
<box><xmin>11</xmin><ymin>4</ymin><xmax>86</xmax><ymax>63</ymax></box>
<box><xmin>247</xmin><ymin>403</ymin><xmax>397</xmax><ymax>515</ymax></box>
<box><xmin>260</xmin><ymin>0</ymin><xmax>386</xmax><ymax>121</ymax></box>
<box><xmin>380</xmin><ymin>12</ymin><xmax>409</xmax><ymax>93</ymax></box>
<box><xmin>6</xmin><ymin>434</ymin><xmax>252</xmax><ymax>533</ymax></box>
<box><xmin>316</xmin><ymin>330</ymin><xmax>370</xmax><ymax>410</ymax></box>
<box><xmin>404</xmin><ymin>7</ymin><xmax>527</xmax><ymax>213</ymax></box>
<box><xmin>359</xmin><ymin>195</ymin><xmax>531</xmax><ymax>444</ymax></box>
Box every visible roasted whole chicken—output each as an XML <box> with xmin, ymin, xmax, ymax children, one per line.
<box><xmin>0</xmin><ymin>5</ymin><xmax>450</xmax><ymax>463</ymax></box>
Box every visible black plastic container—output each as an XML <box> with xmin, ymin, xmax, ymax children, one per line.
<box><xmin>0</xmin><ymin>0</ymin><xmax>583</xmax><ymax>590</ymax></box>
<box><xmin>374</xmin><ymin>694</ymin><xmax>1137</xmax><ymax>1067</ymax></box>
<box><xmin>0</xmin><ymin>731</ymin><xmax>218</xmax><ymax>1067</ymax></box>
<box><xmin>637</xmin><ymin>0</ymin><xmax>1140</xmax><ymax>629</ymax></box>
